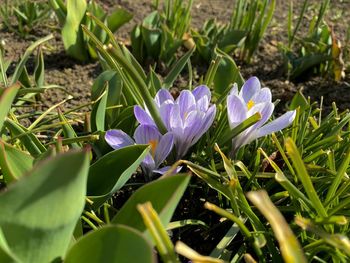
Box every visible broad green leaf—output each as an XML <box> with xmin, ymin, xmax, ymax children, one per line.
<box><xmin>87</xmin><ymin>145</ymin><xmax>150</xmax><ymax>209</ymax></box>
<box><xmin>91</xmin><ymin>70</ymin><xmax>122</xmax><ymax>124</ymax></box>
<box><xmin>112</xmin><ymin>174</ymin><xmax>190</xmax><ymax>232</ymax></box>
<box><xmin>0</xmin><ymin>228</ymin><xmax>19</xmax><ymax>263</ymax></box>
<box><xmin>141</xmin><ymin>11</ymin><xmax>161</xmax><ymax>59</ymax></box>
<box><xmin>213</xmin><ymin>49</ymin><xmax>244</xmax><ymax>94</ymax></box>
<box><xmin>142</xmin><ymin>26</ymin><xmax>162</xmax><ymax>59</ymax></box>
<box><xmin>0</xmin><ymin>150</ymin><xmax>90</xmax><ymax>263</ymax></box>
<box><xmin>91</xmin><ymin>70</ymin><xmax>119</xmax><ymax>102</ymax></box>
<box><xmin>107</xmin><ymin>7</ymin><xmax>133</xmax><ymax>33</ymax></box>
<box><xmin>65</xmin><ymin>225</ymin><xmax>155</xmax><ymax>263</ymax></box>
<box><xmin>131</xmin><ymin>25</ymin><xmax>144</xmax><ymax>62</ymax></box>
<box><xmin>0</xmin><ymin>140</ymin><xmax>34</xmax><ymax>183</ymax></box>
<box><xmin>290</xmin><ymin>89</ymin><xmax>309</xmax><ymax>112</ymax></box>
<box><xmin>291</xmin><ymin>54</ymin><xmax>329</xmax><ymax>79</ymax></box>
<box><xmin>110</xmin><ymin>105</ymin><xmax>136</xmax><ymax>133</ymax></box>
<box><xmin>0</xmin><ymin>83</ymin><xmax>20</xmax><ymax>131</ymax></box>
<box><xmin>62</xmin><ymin>0</ymin><xmax>88</xmax><ymax>61</ymax></box>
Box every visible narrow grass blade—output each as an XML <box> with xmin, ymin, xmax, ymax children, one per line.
<box><xmin>285</xmin><ymin>138</ymin><xmax>328</xmax><ymax>217</ymax></box>
<box><xmin>247</xmin><ymin>190</ymin><xmax>307</xmax><ymax>263</ymax></box>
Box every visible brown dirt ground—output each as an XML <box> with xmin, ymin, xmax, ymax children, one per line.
<box><xmin>2</xmin><ymin>0</ymin><xmax>349</xmax><ymax>115</ymax></box>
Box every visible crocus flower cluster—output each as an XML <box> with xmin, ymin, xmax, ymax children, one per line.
<box><xmin>134</xmin><ymin>86</ymin><xmax>216</xmax><ymax>158</ymax></box>
<box><xmin>105</xmin><ymin>125</ymin><xmax>174</xmax><ymax>175</ymax></box>
<box><xmin>105</xmin><ymin>85</ymin><xmax>216</xmax><ymax>175</ymax></box>
<box><xmin>105</xmin><ymin>77</ymin><xmax>295</xmax><ymax>175</ymax></box>
<box><xmin>227</xmin><ymin>76</ymin><xmax>296</xmax><ymax>151</ymax></box>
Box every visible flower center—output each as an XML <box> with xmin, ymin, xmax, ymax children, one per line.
<box><xmin>247</xmin><ymin>100</ymin><xmax>255</xmax><ymax>110</ymax></box>
<box><xmin>148</xmin><ymin>139</ymin><xmax>158</xmax><ymax>157</ymax></box>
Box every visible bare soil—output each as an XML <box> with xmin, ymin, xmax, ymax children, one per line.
<box><xmin>2</xmin><ymin>0</ymin><xmax>350</xmax><ymax>115</ymax></box>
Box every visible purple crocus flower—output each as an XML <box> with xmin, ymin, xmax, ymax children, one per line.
<box><xmin>134</xmin><ymin>86</ymin><xmax>216</xmax><ymax>158</ymax></box>
<box><xmin>105</xmin><ymin>124</ymin><xmax>174</xmax><ymax>175</ymax></box>
<box><xmin>227</xmin><ymin>76</ymin><xmax>296</xmax><ymax>151</ymax></box>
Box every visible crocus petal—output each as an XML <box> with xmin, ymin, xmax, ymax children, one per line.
<box><xmin>252</xmin><ymin>87</ymin><xmax>272</xmax><ymax>104</ymax></box>
<box><xmin>177</xmin><ymin>90</ymin><xmax>196</xmax><ymax>117</ymax></box>
<box><xmin>248</xmin><ymin>102</ymin><xmax>274</xmax><ymax>130</ymax></box>
<box><xmin>169</xmin><ymin>104</ymin><xmax>184</xmax><ymax>136</ymax></box>
<box><xmin>227</xmin><ymin>94</ymin><xmax>247</xmax><ymax>129</ymax></box>
<box><xmin>155</xmin><ymin>89</ymin><xmax>174</xmax><ymax>106</ymax></box>
<box><xmin>192</xmin><ymin>85</ymin><xmax>211</xmax><ymax>101</ymax></box>
<box><xmin>134</xmin><ymin>124</ymin><xmax>161</xmax><ymax>145</ymax></box>
<box><xmin>159</xmin><ymin>102</ymin><xmax>173</xmax><ymax>131</ymax></box>
<box><xmin>141</xmin><ymin>154</ymin><xmax>156</xmax><ymax>175</ymax></box>
<box><xmin>105</xmin><ymin>130</ymin><xmax>134</xmax><ymax>149</ymax></box>
<box><xmin>134</xmin><ymin>105</ymin><xmax>155</xmax><ymax>126</ymax></box>
<box><xmin>232</xmin><ymin>130</ymin><xmax>258</xmax><ymax>151</ymax></box>
<box><xmin>175</xmin><ymin>111</ymin><xmax>202</xmax><ymax>157</ymax></box>
<box><xmin>193</xmin><ymin>104</ymin><xmax>216</xmax><ymax>144</ymax></box>
<box><xmin>240</xmin><ymin>76</ymin><xmax>261</xmax><ymax>103</ymax></box>
<box><xmin>197</xmin><ymin>96</ymin><xmax>209</xmax><ymax>112</ymax></box>
<box><xmin>229</xmin><ymin>83</ymin><xmax>239</xmax><ymax>96</ymax></box>
<box><xmin>257</xmin><ymin>110</ymin><xmax>296</xmax><ymax>138</ymax></box>
<box><xmin>154</xmin><ymin>132</ymin><xmax>174</xmax><ymax>166</ymax></box>
<box><xmin>183</xmin><ymin>111</ymin><xmax>203</xmax><ymax>142</ymax></box>
<box><xmin>153</xmin><ymin>165</ymin><xmax>182</xmax><ymax>175</ymax></box>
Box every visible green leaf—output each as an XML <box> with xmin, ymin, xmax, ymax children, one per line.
<box><xmin>142</xmin><ymin>26</ymin><xmax>162</xmax><ymax>59</ymax></box>
<box><xmin>91</xmin><ymin>85</ymin><xmax>108</xmax><ymax>132</ymax></box>
<box><xmin>213</xmin><ymin>48</ymin><xmax>244</xmax><ymax>94</ymax></box>
<box><xmin>121</xmin><ymin>44</ymin><xmax>147</xmax><ymax>82</ymax></box>
<box><xmin>58</xmin><ymin>108</ymin><xmax>81</xmax><ymax>149</ymax></box>
<box><xmin>247</xmin><ymin>190</ymin><xmax>307</xmax><ymax>263</ymax></box>
<box><xmin>0</xmin><ymin>140</ymin><xmax>34</xmax><ymax>183</ymax></box>
<box><xmin>0</xmin><ymin>83</ymin><xmax>20</xmax><ymax>131</ymax></box>
<box><xmin>4</xmin><ymin>118</ymin><xmax>46</xmax><ymax>157</ymax></box>
<box><xmin>18</xmin><ymin>67</ymin><xmax>31</xmax><ymax>88</ymax></box>
<box><xmin>34</xmin><ymin>46</ymin><xmax>45</xmax><ymax>88</ymax></box>
<box><xmin>11</xmin><ymin>35</ymin><xmax>53</xmax><ymax>85</ymax></box>
<box><xmin>163</xmin><ymin>47</ymin><xmax>195</xmax><ymax>89</ymax></box>
<box><xmin>107</xmin><ymin>7</ymin><xmax>133</xmax><ymax>33</ymax></box>
<box><xmin>87</xmin><ymin>145</ymin><xmax>150</xmax><ymax>209</ymax></box>
<box><xmin>91</xmin><ymin>70</ymin><xmax>122</xmax><ymax>125</ymax></box>
<box><xmin>62</xmin><ymin>0</ymin><xmax>88</xmax><ymax>61</ymax></box>
<box><xmin>218</xmin><ymin>112</ymin><xmax>261</xmax><ymax>146</ymax></box>
<box><xmin>48</xmin><ymin>0</ymin><xmax>67</xmax><ymax>26</ymax></box>
<box><xmin>290</xmin><ymin>89</ymin><xmax>309</xmax><ymax>112</ymax></box>
<box><xmin>131</xmin><ymin>25</ymin><xmax>144</xmax><ymax>62</ymax></box>
<box><xmin>112</xmin><ymin>174</ymin><xmax>190</xmax><ymax>232</ymax></box>
<box><xmin>141</xmin><ymin>11</ymin><xmax>161</xmax><ymax>59</ymax></box>
<box><xmin>0</xmin><ymin>150</ymin><xmax>90</xmax><ymax>263</ymax></box>
<box><xmin>65</xmin><ymin>225</ymin><xmax>156</xmax><ymax>263</ymax></box>
<box><xmin>0</xmin><ymin>229</ymin><xmax>19</xmax><ymax>263</ymax></box>
<box><xmin>149</xmin><ymin>68</ymin><xmax>162</xmax><ymax>94</ymax></box>
<box><xmin>285</xmin><ymin>138</ymin><xmax>328</xmax><ymax>217</ymax></box>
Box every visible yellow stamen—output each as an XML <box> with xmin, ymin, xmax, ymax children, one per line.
<box><xmin>247</xmin><ymin>99</ymin><xmax>255</xmax><ymax>110</ymax></box>
<box><xmin>149</xmin><ymin>139</ymin><xmax>158</xmax><ymax>158</ymax></box>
